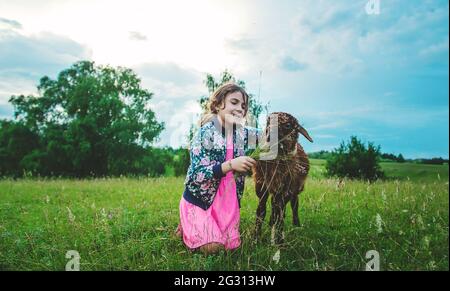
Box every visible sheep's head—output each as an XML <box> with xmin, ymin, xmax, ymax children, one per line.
<box><xmin>265</xmin><ymin>112</ymin><xmax>313</xmax><ymax>154</ymax></box>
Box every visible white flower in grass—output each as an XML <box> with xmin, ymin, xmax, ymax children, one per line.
<box><xmin>101</xmin><ymin>208</ymin><xmax>107</xmax><ymax>218</ymax></box>
<box><xmin>66</xmin><ymin>207</ymin><xmax>75</xmax><ymax>223</ymax></box>
<box><xmin>422</xmin><ymin>236</ymin><xmax>430</xmax><ymax>250</ymax></box>
<box><xmin>272</xmin><ymin>250</ymin><xmax>280</xmax><ymax>264</ymax></box>
<box><xmin>375</xmin><ymin>213</ymin><xmax>383</xmax><ymax>233</ymax></box>
<box><xmin>381</xmin><ymin>189</ymin><xmax>386</xmax><ymax>202</ymax></box>
<box><xmin>417</xmin><ymin>215</ymin><xmax>425</xmax><ymax>230</ymax></box>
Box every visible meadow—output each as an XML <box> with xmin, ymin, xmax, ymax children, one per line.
<box><xmin>0</xmin><ymin>160</ymin><xmax>448</xmax><ymax>270</ymax></box>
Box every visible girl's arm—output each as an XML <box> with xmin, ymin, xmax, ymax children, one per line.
<box><xmin>188</xmin><ymin>125</ymin><xmax>225</xmax><ymax>184</ymax></box>
<box><xmin>221</xmin><ymin>157</ymin><xmax>256</xmax><ymax>174</ymax></box>
<box><xmin>189</xmin><ymin>125</ymin><xmax>258</xmax><ymax>186</ymax></box>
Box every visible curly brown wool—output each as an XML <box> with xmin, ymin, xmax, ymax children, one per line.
<box><xmin>252</xmin><ymin>112</ymin><xmax>313</xmax><ymax>244</ymax></box>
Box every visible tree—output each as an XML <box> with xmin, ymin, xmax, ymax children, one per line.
<box><xmin>8</xmin><ymin>61</ymin><xmax>164</xmax><ymax>177</ymax></box>
<box><xmin>172</xmin><ymin>147</ymin><xmax>190</xmax><ymax>177</ymax></box>
<box><xmin>0</xmin><ymin>120</ymin><xmax>40</xmax><ymax>177</ymax></box>
<box><xmin>326</xmin><ymin>136</ymin><xmax>384</xmax><ymax>181</ymax></box>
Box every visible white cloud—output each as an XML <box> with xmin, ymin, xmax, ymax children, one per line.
<box><xmin>0</xmin><ymin>25</ymin><xmax>92</xmax><ymax>78</ymax></box>
<box><xmin>419</xmin><ymin>36</ymin><xmax>449</xmax><ymax>58</ymax></box>
<box><xmin>0</xmin><ymin>17</ymin><xmax>22</xmax><ymax>29</ymax></box>
<box><xmin>128</xmin><ymin>31</ymin><xmax>147</xmax><ymax>41</ymax></box>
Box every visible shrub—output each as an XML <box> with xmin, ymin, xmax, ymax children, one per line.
<box><xmin>326</xmin><ymin>136</ymin><xmax>384</xmax><ymax>181</ymax></box>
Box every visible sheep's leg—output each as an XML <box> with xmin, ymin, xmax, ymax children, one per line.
<box><xmin>269</xmin><ymin>195</ymin><xmax>275</xmax><ymax>227</ymax></box>
<box><xmin>255</xmin><ymin>190</ymin><xmax>269</xmax><ymax>238</ymax></box>
<box><xmin>291</xmin><ymin>193</ymin><xmax>300</xmax><ymax>226</ymax></box>
<box><xmin>271</xmin><ymin>194</ymin><xmax>287</xmax><ymax>244</ymax></box>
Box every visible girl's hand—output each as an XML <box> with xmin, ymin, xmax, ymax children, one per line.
<box><xmin>230</xmin><ymin>156</ymin><xmax>257</xmax><ymax>173</ymax></box>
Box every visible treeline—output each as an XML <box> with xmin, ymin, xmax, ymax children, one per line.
<box><xmin>309</xmin><ymin>150</ymin><xmax>448</xmax><ymax>165</ymax></box>
<box><xmin>417</xmin><ymin>157</ymin><xmax>449</xmax><ymax>165</ymax></box>
<box><xmin>0</xmin><ymin>61</ymin><xmax>190</xmax><ymax>178</ymax></box>
<box><xmin>0</xmin><ymin>120</ymin><xmax>189</xmax><ymax>178</ymax></box>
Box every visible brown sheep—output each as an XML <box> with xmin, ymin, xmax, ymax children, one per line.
<box><xmin>252</xmin><ymin>112</ymin><xmax>313</xmax><ymax>244</ymax></box>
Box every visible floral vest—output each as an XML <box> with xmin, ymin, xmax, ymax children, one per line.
<box><xmin>183</xmin><ymin>115</ymin><xmax>262</xmax><ymax>210</ymax></box>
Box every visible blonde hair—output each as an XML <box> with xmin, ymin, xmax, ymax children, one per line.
<box><xmin>200</xmin><ymin>82</ymin><xmax>249</xmax><ymax>126</ymax></box>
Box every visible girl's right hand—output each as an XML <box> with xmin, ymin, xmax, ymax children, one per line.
<box><xmin>231</xmin><ymin>156</ymin><xmax>257</xmax><ymax>173</ymax></box>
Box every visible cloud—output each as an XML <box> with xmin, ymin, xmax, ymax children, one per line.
<box><xmin>0</xmin><ymin>17</ymin><xmax>22</xmax><ymax>29</ymax></box>
<box><xmin>419</xmin><ymin>36</ymin><xmax>449</xmax><ymax>58</ymax></box>
<box><xmin>279</xmin><ymin>56</ymin><xmax>307</xmax><ymax>72</ymax></box>
<box><xmin>357</xmin><ymin>0</ymin><xmax>449</xmax><ymax>68</ymax></box>
<box><xmin>225</xmin><ymin>36</ymin><xmax>258</xmax><ymax>52</ymax></box>
<box><xmin>261</xmin><ymin>0</ymin><xmax>448</xmax><ymax>76</ymax></box>
<box><xmin>0</xmin><ymin>30</ymin><xmax>92</xmax><ymax>78</ymax></box>
<box><xmin>129</xmin><ymin>31</ymin><xmax>147</xmax><ymax>41</ymax></box>
<box><xmin>295</xmin><ymin>1</ymin><xmax>360</xmax><ymax>33</ymax></box>
<box><xmin>307</xmin><ymin>105</ymin><xmax>448</xmax><ymax>130</ymax></box>
<box><xmin>134</xmin><ymin>62</ymin><xmax>202</xmax><ymax>87</ymax></box>
<box><xmin>0</xmin><ymin>23</ymin><xmax>93</xmax><ymax>116</ymax></box>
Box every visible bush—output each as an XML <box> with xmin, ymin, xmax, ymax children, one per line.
<box><xmin>172</xmin><ymin>148</ymin><xmax>190</xmax><ymax>177</ymax></box>
<box><xmin>326</xmin><ymin>136</ymin><xmax>384</xmax><ymax>181</ymax></box>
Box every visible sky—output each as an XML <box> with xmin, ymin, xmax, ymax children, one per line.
<box><xmin>0</xmin><ymin>0</ymin><xmax>448</xmax><ymax>159</ymax></box>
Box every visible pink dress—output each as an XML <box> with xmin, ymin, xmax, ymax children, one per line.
<box><xmin>178</xmin><ymin>133</ymin><xmax>240</xmax><ymax>250</ymax></box>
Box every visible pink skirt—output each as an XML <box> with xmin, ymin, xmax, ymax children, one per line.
<box><xmin>178</xmin><ymin>168</ymin><xmax>240</xmax><ymax>250</ymax></box>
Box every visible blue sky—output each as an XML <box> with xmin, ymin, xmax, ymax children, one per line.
<box><xmin>0</xmin><ymin>0</ymin><xmax>448</xmax><ymax>158</ymax></box>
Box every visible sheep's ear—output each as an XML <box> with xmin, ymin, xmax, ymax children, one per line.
<box><xmin>298</xmin><ymin>125</ymin><xmax>313</xmax><ymax>143</ymax></box>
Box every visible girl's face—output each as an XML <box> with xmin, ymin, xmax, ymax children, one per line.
<box><xmin>217</xmin><ymin>91</ymin><xmax>246</xmax><ymax>128</ymax></box>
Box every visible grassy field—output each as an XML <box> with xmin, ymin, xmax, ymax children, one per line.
<box><xmin>0</xmin><ymin>160</ymin><xmax>448</xmax><ymax>270</ymax></box>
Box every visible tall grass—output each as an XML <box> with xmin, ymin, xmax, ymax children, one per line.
<box><xmin>0</xmin><ymin>162</ymin><xmax>448</xmax><ymax>270</ymax></box>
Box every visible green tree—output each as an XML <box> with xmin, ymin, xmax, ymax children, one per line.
<box><xmin>8</xmin><ymin>61</ymin><xmax>164</xmax><ymax>177</ymax></box>
<box><xmin>0</xmin><ymin>120</ymin><xmax>40</xmax><ymax>177</ymax></box>
<box><xmin>326</xmin><ymin>136</ymin><xmax>384</xmax><ymax>181</ymax></box>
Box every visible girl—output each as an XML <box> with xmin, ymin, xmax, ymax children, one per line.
<box><xmin>176</xmin><ymin>82</ymin><xmax>261</xmax><ymax>255</ymax></box>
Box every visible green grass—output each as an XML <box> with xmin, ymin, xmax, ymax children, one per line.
<box><xmin>0</xmin><ymin>162</ymin><xmax>448</xmax><ymax>270</ymax></box>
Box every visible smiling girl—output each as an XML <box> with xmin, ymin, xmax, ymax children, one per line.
<box><xmin>176</xmin><ymin>82</ymin><xmax>261</xmax><ymax>255</ymax></box>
